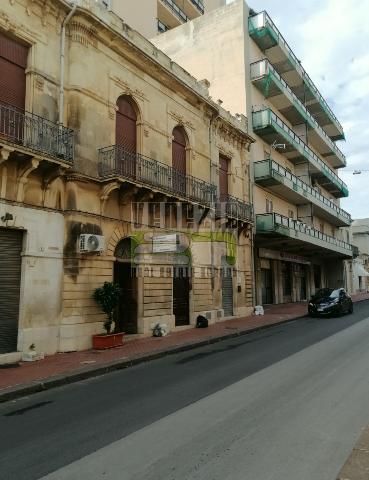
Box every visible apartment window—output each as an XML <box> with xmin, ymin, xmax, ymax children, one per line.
<box><xmin>288</xmin><ymin>209</ymin><xmax>294</xmax><ymax>219</ymax></box>
<box><xmin>266</xmin><ymin>198</ymin><xmax>273</xmax><ymax>213</ymax></box>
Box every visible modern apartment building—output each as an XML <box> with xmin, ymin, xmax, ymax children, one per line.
<box><xmin>0</xmin><ymin>0</ymin><xmax>253</xmax><ymax>360</ymax></box>
<box><xmin>153</xmin><ymin>0</ymin><xmax>354</xmax><ymax>305</ymax></box>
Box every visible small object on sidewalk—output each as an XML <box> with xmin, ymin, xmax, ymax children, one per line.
<box><xmin>152</xmin><ymin>323</ymin><xmax>169</xmax><ymax>337</ymax></box>
<box><xmin>21</xmin><ymin>343</ymin><xmax>44</xmax><ymax>362</ymax></box>
<box><xmin>196</xmin><ymin>315</ymin><xmax>208</xmax><ymax>328</ymax></box>
<box><xmin>254</xmin><ymin>305</ymin><xmax>264</xmax><ymax>316</ymax></box>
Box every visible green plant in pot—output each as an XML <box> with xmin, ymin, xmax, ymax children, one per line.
<box><xmin>92</xmin><ymin>282</ymin><xmax>123</xmax><ymax>349</ymax></box>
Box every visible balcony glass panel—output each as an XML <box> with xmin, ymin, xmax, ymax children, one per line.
<box><xmin>252</xmin><ymin>109</ymin><xmax>348</xmax><ymax>197</ymax></box>
<box><xmin>254</xmin><ymin>159</ymin><xmax>351</xmax><ymax>225</ymax></box>
<box><xmin>249</xmin><ymin>11</ymin><xmax>344</xmax><ymax>139</ymax></box>
<box><xmin>251</xmin><ymin>60</ymin><xmax>346</xmax><ymax>167</ymax></box>
<box><xmin>256</xmin><ymin>212</ymin><xmax>353</xmax><ymax>256</ymax></box>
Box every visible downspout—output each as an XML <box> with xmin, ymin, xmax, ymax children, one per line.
<box><xmin>59</xmin><ymin>2</ymin><xmax>77</xmax><ymax>125</ymax></box>
<box><xmin>209</xmin><ymin>110</ymin><xmax>219</xmax><ymax>295</ymax></box>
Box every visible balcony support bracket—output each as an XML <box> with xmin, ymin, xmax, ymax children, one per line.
<box><xmin>0</xmin><ymin>146</ymin><xmax>14</xmax><ymax>164</ymax></box>
<box><xmin>16</xmin><ymin>158</ymin><xmax>40</xmax><ymax>202</ymax></box>
<box><xmin>100</xmin><ymin>181</ymin><xmax>121</xmax><ymax>215</ymax></box>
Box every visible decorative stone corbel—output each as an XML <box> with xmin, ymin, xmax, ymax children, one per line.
<box><xmin>100</xmin><ymin>181</ymin><xmax>120</xmax><ymax>214</ymax></box>
<box><xmin>0</xmin><ymin>147</ymin><xmax>14</xmax><ymax>164</ymax></box>
<box><xmin>16</xmin><ymin>158</ymin><xmax>40</xmax><ymax>202</ymax></box>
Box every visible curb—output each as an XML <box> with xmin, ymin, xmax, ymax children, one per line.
<box><xmin>0</xmin><ymin>313</ymin><xmax>306</xmax><ymax>404</ymax></box>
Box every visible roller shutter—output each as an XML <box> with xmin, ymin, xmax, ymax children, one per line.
<box><xmin>0</xmin><ymin>228</ymin><xmax>23</xmax><ymax>354</ymax></box>
<box><xmin>222</xmin><ymin>268</ymin><xmax>234</xmax><ymax>317</ymax></box>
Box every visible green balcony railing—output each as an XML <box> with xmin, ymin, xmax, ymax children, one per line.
<box><xmin>254</xmin><ymin>159</ymin><xmax>351</xmax><ymax>225</ymax></box>
<box><xmin>250</xmin><ymin>60</ymin><xmax>346</xmax><ymax>167</ymax></box>
<box><xmin>256</xmin><ymin>212</ymin><xmax>353</xmax><ymax>255</ymax></box>
<box><xmin>252</xmin><ymin>108</ymin><xmax>348</xmax><ymax>197</ymax></box>
<box><xmin>249</xmin><ymin>11</ymin><xmax>344</xmax><ymax>139</ymax></box>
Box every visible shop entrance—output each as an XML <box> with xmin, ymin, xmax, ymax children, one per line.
<box><xmin>261</xmin><ymin>268</ymin><xmax>273</xmax><ymax>304</ymax></box>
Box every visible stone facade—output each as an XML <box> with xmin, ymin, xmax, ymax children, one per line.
<box><xmin>0</xmin><ymin>0</ymin><xmax>254</xmax><ymax>358</ymax></box>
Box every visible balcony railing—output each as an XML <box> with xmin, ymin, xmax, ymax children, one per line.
<box><xmin>160</xmin><ymin>0</ymin><xmax>188</xmax><ymax>23</ymax></box>
<box><xmin>249</xmin><ymin>11</ymin><xmax>344</xmax><ymax>139</ymax></box>
<box><xmin>157</xmin><ymin>19</ymin><xmax>169</xmax><ymax>33</ymax></box>
<box><xmin>256</xmin><ymin>212</ymin><xmax>353</xmax><ymax>255</ymax></box>
<box><xmin>250</xmin><ymin>60</ymin><xmax>346</xmax><ymax>167</ymax></box>
<box><xmin>0</xmin><ymin>101</ymin><xmax>74</xmax><ymax>163</ymax></box>
<box><xmin>98</xmin><ymin>145</ymin><xmax>216</xmax><ymax>207</ymax></box>
<box><xmin>189</xmin><ymin>0</ymin><xmax>204</xmax><ymax>15</ymax></box>
<box><xmin>252</xmin><ymin>108</ymin><xmax>348</xmax><ymax>197</ymax></box>
<box><xmin>254</xmin><ymin>159</ymin><xmax>351</xmax><ymax>225</ymax></box>
<box><xmin>216</xmin><ymin>194</ymin><xmax>254</xmax><ymax>223</ymax></box>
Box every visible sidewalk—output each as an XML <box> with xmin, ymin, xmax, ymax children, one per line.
<box><xmin>337</xmin><ymin>425</ymin><xmax>369</xmax><ymax>479</ymax></box>
<box><xmin>1</xmin><ymin>292</ymin><xmax>369</xmax><ymax>403</ymax></box>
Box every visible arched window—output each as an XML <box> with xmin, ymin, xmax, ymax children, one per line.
<box><xmin>116</xmin><ymin>95</ymin><xmax>137</xmax><ymax>153</ymax></box>
<box><xmin>172</xmin><ymin>126</ymin><xmax>187</xmax><ymax>195</ymax></box>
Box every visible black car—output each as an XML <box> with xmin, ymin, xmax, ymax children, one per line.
<box><xmin>308</xmin><ymin>288</ymin><xmax>353</xmax><ymax>317</ymax></box>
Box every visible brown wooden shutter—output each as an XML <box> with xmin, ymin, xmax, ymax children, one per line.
<box><xmin>0</xmin><ymin>31</ymin><xmax>27</xmax><ymax>109</ymax></box>
<box><xmin>0</xmin><ymin>228</ymin><xmax>23</xmax><ymax>354</ymax></box>
<box><xmin>116</xmin><ymin>96</ymin><xmax>137</xmax><ymax>153</ymax></box>
<box><xmin>172</xmin><ymin>127</ymin><xmax>186</xmax><ymax>195</ymax></box>
<box><xmin>219</xmin><ymin>154</ymin><xmax>229</xmax><ymax>200</ymax></box>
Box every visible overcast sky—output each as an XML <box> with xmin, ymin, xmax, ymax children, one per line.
<box><xmin>246</xmin><ymin>0</ymin><xmax>369</xmax><ymax>219</ymax></box>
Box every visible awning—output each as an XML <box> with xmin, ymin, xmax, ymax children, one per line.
<box><xmin>355</xmin><ymin>264</ymin><xmax>369</xmax><ymax>277</ymax></box>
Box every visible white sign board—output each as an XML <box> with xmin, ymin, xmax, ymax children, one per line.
<box><xmin>152</xmin><ymin>234</ymin><xmax>178</xmax><ymax>253</ymax></box>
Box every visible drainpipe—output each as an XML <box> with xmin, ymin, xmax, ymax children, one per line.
<box><xmin>209</xmin><ymin>110</ymin><xmax>219</xmax><ymax>295</ymax></box>
<box><xmin>59</xmin><ymin>2</ymin><xmax>77</xmax><ymax>125</ymax></box>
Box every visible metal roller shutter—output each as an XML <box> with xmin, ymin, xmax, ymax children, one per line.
<box><xmin>222</xmin><ymin>269</ymin><xmax>234</xmax><ymax>316</ymax></box>
<box><xmin>0</xmin><ymin>228</ymin><xmax>23</xmax><ymax>354</ymax></box>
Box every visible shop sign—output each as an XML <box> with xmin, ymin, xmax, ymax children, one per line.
<box><xmin>259</xmin><ymin>248</ymin><xmax>310</xmax><ymax>265</ymax></box>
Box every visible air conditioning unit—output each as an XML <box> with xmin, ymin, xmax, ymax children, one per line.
<box><xmin>79</xmin><ymin>234</ymin><xmax>105</xmax><ymax>253</ymax></box>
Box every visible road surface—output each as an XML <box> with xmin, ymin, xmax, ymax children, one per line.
<box><xmin>2</xmin><ymin>301</ymin><xmax>369</xmax><ymax>480</ymax></box>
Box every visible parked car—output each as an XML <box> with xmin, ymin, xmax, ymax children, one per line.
<box><xmin>308</xmin><ymin>288</ymin><xmax>353</xmax><ymax>317</ymax></box>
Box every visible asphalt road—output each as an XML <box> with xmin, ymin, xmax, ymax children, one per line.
<box><xmin>2</xmin><ymin>301</ymin><xmax>369</xmax><ymax>480</ymax></box>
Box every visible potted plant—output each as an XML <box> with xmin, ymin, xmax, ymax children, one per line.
<box><xmin>92</xmin><ymin>281</ymin><xmax>124</xmax><ymax>349</ymax></box>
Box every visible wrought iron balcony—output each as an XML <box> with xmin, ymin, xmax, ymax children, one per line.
<box><xmin>160</xmin><ymin>0</ymin><xmax>188</xmax><ymax>23</ymax></box>
<box><xmin>0</xmin><ymin>101</ymin><xmax>74</xmax><ymax>164</ymax></box>
<box><xmin>254</xmin><ymin>159</ymin><xmax>351</xmax><ymax>227</ymax></box>
<box><xmin>98</xmin><ymin>145</ymin><xmax>216</xmax><ymax>207</ymax></box>
<box><xmin>249</xmin><ymin>11</ymin><xmax>344</xmax><ymax>141</ymax></box>
<box><xmin>216</xmin><ymin>194</ymin><xmax>254</xmax><ymax>223</ymax></box>
<box><xmin>256</xmin><ymin>212</ymin><xmax>353</xmax><ymax>258</ymax></box>
<box><xmin>250</xmin><ymin>60</ymin><xmax>346</xmax><ymax>168</ymax></box>
<box><xmin>252</xmin><ymin>109</ymin><xmax>348</xmax><ymax>198</ymax></box>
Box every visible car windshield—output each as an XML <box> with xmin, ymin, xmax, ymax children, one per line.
<box><xmin>313</xmin><ymin>288</ymin><xmax>333</xmax><ymax>299</ymax></box>
<box><xmin>329</xmin><ymin>289</ymin><xmax>341</xmax><ymax>299</ymax></box>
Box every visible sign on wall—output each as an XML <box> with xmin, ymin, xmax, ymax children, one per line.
<box><xmin>259</xmin><ymin>248</ymin><xmax>310</xmax><ymax>265</ymax></box>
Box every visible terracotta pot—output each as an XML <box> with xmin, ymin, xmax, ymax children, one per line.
<box><xmin>92</xmin><ymin>332</ymin><xmax>125</xmax><ymax>350</ymax></box>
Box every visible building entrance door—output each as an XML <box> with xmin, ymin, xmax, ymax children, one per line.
<box><xmin>173</xmin><ymin>267</ymin><xmax>190</xmax><ymax>326</ymax></box>
<box><xmin>114</xmin><ymin>238</ymin><xmax>138</xmax><ymax>334</ymax></box>
<box><xmin>261</xmin><ymin>268</ymin><xmax>273</xmax><ymax>304</ymax></box>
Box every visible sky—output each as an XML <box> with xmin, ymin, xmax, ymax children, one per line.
<box><xmin>244</xmin><ymin>0</ymin><xmax>369</xmax><ymax>219</ymax></box>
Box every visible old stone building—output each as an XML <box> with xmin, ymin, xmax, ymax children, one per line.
<box><xmin>0</xmin><ymin>0</ymin><xmax>254</xmax><ymax>361</ymax></box>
